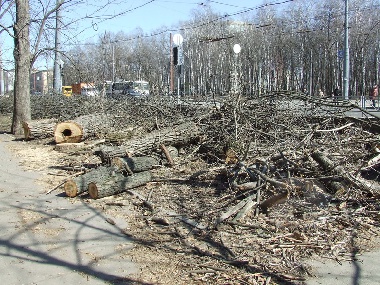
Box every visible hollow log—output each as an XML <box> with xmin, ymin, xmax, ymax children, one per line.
<box><xmin>54</xmin><ymin>113</ymin><xmax>111</xmax><ymax>144</ymax></box>
<box><xmin>54</xmin><ymin>121</ymin><xmax>83</xmax><ymax>144</ymax></box>
<box><xmin>22</xmin><ymin>119</ymin><xmax>58</xmax><ymax>140</ymax></box>
<box><xmin>111</xmin><ymin>156</ymin><xmax>160</xmax><ymax>174</ymax></box>
<box><xmin>88</xmin><ymin>170</ymin><xmax>152</xmax><ymax>199</ymax></box>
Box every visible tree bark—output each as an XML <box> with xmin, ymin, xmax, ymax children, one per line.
<box><xmin>22</xmin><ymin>119</ymin><xmax>57</xmax><ymax>140</ymax></box>
<box><xmin>98</xmin><ymin>121</ymin><xmax>200</xmax><ymax>161</ymax></box>
<box><xmin>88</xmin><ymin>170</ymin><xmax>152</xmax><ymax>199</ymax></box>
<box><xmin>311</xmin><ymin>151</ymin><xmax>346</xmax><ymax>194</ymax></box>
<box><xmin>12</xmin><ymin>0</ymin><xmax>31</xmax><ymax>135</ymax></box>
<box><xmin>64</xmin><ymin>168</ymin><xmax>107</xmax><ymax>197</ymax></box>
<box><xmin>111</xmin><ymin>156</ymin><xmax>160</xmax><ymax>174</ymax></box>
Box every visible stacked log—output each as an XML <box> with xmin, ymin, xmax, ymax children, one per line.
<box><xmin>111</xmin><ymin>156</ymin><xmax>160</xmax><ymax>174</ymax></box>
<box><xmin>88</xmin><ymin>170</ymin><xmax>152</xmax><ymax>199</ymax></box>
<box><xmin>64</xmin><ymin>159</ymin><xmax>155</xmax><ymax>198</ymax></box>
<box><xmin>54</xmin><ymin>113</ymin><xmax>112</xmax><ymax>144</ymax></box>
<box><xmin>22</xmin><ymin>119</ymin><xmax>58</xmax><ymax>140</ymax></box>
<box><xmin>64</xmin><ymin>167</ymin><xmax>109</xmax><ymax>197</ymax></box>
<box><xmin>98</xmin><ymin>122</ymin><xmax>200</xmax><ymax>160</ymax></box>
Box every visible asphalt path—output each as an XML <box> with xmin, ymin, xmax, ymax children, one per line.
<box><xmin>0</xmin><ymin>133</ymin><xmax>141</xmax><ymax>285</ymax></box>
<box><xmin>306</xmin><ymin>249</ymin><xmax>380</xmax><ymax>285</ymax></box>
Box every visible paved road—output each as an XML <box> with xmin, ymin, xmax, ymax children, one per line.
<box><xmin>0</xmin><ymin>133</ymin><xmax>141</xmax><ymax>285</ymax></box>
<box><xmin>306</xmin><ymin>249</ymin><xmax>380</xmax><ymax>285</ymax></box>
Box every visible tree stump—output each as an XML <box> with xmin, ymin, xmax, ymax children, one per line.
<box><xmin>88</xmin><ymin>170</ymin><xmax>152</xmax><ymax>199</ymax></box>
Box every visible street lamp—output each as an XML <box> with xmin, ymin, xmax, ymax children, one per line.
<box><xmin>173</xmin><ymin>33</ymin><xmax>183</xmax><ymax>103</ymax></box>
<box><xmin>233</xmin><ymin>44</ymin><xmax>241</xmax><ymax>94</ymax></box>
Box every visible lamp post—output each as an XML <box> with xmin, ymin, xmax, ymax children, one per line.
<box><xmin>53</xmin><ymin>0</ymin><xmax>63</xmax><ymax>93</ymax></box>
<box><xmin>173</xmin><ymin>33</ymin><xmax>183</xmax><ymax>103</ymax></box>
<box><xmin>233</xmin><ymin>44</ymin><xmax>241</xmax><ymax>94</ymax></box>
<box><xmin>343</xmin><ymin>0</ymin><xmax>350</xmax><ymax>100</ymax></box>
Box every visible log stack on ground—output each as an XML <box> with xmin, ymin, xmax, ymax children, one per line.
<box><xmin>111</xmin><ymin>156</ymin><xmax>160</xmax><ymax>174</ymax></box>
<box><xmin>22</xmin><ymin>119</ymin><xmax>58</xmax><ymax>140</ymax></box>
<box><xmin>88</xmin><ymin>170</ymin><xmax>152</xmax><ymax>199</ymax></box>
<box><xmin>64</xmin><ymin>169</ymin><xmax>100</xmax><ymax>197</ymax></box>
<box><xmin>54</xmin><ymin>113</ymin><xmax>111</xmax><ymax>144</ymax></box>
<box><xmin>98</xmin><ymin>122</ymin><xmax>200</xmax><ymax>160</ymax></box>
<box><xmin>64</xmin><ymin>165</ymin><xmax>152</xmax><ymax>199</ymax></box>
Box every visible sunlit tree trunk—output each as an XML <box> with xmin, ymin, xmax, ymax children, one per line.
<box><xmin>12</xmin><ymin>0</ymin><xmax>31</xmax><ymax>135</ymax></box>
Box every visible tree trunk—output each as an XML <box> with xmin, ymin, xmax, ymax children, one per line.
<box><xmin>88</xmin><ymin>170</ymin><xmax>152</xmax><ymax>199</ymax></box>
<box><xmin>64</xmin><ymin>168</ymin><xmax>107</xmax><ymax>197</ymax></box>
<box><xmin>111</xmin><ymin>156</ymin><xmax>160</xmax><ymax>174</ymax></box>
<box><xmin>12</xmin><ymin>0</ymin><xmax>31</xmax><ymax>135</ymax></box>
<box><xmin>22</xmin><ymin>119</ymin><xmax>58</xmax><ymax>140</ymax></box>
<box><xmin>98</xmin><ymin>121</ymin><xmax>200</xmax><ymax>161</ymax></box>
<box><xmin>54</xmin><ymin>113</ymin><xmax>112</xmax><ymax>144</ymax></box>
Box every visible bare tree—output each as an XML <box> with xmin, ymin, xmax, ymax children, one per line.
<box><xmin>12</xmin><ymin>0</ymin><xmax>31</xmax><ymax>135</ymax></box>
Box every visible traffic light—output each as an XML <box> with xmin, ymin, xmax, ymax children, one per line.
<box><xmin>173</xmin><ymin>47</ymin><xmax>178</xmax><ymax>65</ymax></box>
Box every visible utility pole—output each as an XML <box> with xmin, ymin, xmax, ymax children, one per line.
<box><xmin>53</xmin><ymin>0</ymin><xmax>62</xmax><ymax>93</ymax></box>
<box><xmin>170</xmin><ymin>33</ymin><xmax>174</xmax><ymax>94</ymax></box>
<box><xmin>343</xmin><ymin>0</ymin><xmax>350</xmax><ymax>100</ymax></box>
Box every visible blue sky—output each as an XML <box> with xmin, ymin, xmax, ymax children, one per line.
<box><xmin>68</xmin><ymin>0</ymin><xmax>267</xmax><ymax>43</ymax></box>
<box><xmin>1</xmin><ymin>0</ymin><xmax>284</xmax><ymax>69</ymax></box>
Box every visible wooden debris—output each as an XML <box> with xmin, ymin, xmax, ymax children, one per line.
<box><xmin>64</xmin><ymin>168</ymin><xmax>100</xmax><ymax>197</ymax></box>
<box><xmin>54</xmin><ymin>121</ymin><xmax>83</xmax><ymax>144</ymax></box>
<box><xmin>88</xmin><ymin>170</ymin><xmax>152</xmax><ymax>199</ymax></box>
<box><xmin>112</xmin><ymin>156</ymin><xmax>160</xmax><ymax>174</ymax></box>
<box><xmin>160</xmin><ymin>144</ymin><xmax>175</xmax><ymax>166</ymax></box>
<box><xmin>22</xmin><ymin>118</ymin><xmax>57</xmax><ymax>140</ymax></box>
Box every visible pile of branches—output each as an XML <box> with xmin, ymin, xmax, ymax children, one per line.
<box><xmin>98</xmin><ymin>92</ymin><xmax>379</xmax><ymax>284</ymax></box>
<box><xmin>5</xmin><ymin>92</ymin><xmax>380</xmax><ymax>284</ymax></box>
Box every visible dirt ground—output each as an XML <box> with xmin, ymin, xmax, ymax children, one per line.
<box><xmin>2</xmin><ymin>112</ymin><xmax>380</xmax><ymax>285</ymax></box>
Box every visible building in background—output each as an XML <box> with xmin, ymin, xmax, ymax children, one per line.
<box><xmin>1</xmin><ymin>69</ymin><xmax>15</xmax><ymax>96</ymax></box>
<box><xmin>30</xmin><ymin>69</ymin><xmax>53</xmax><ymax>95</ymax></box>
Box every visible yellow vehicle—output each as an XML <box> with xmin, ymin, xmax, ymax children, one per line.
<box><xmin>62</xmin><ymin>86</ymin><xmax>73</xmax><ymax>97</ymax></box>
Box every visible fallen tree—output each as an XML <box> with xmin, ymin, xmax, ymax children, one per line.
<box><xmin>97</xmin><ymin>121</ymin><xmax>201</xmax><ymax>161</ymax></box>
<box><xmin>22</xmin><ymin>118</ymin><xmax>58</xmax><ymax>140</ymax></box>
<box><xmin>88</xmin><ymin>170</ymin><xmax>152</xmax><ymax>199</ymax></box>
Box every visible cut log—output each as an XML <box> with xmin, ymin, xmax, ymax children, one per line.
<box><xmin>54</xmin><ymin>114</ymin><xmax>111</xmax><ymax>144</ymax></box>
<box><xmin>98</xmin><ymin>122</ymin><xmax>201</xmax><ymax>159</ymax></box>
<box><xmin>88</xmin><ymin>170</ymin><xmax>152</xmax><ymax>199</ymax></box>
<box><xmin>22</xmin><ymin>119</ymin><xmax>58</xmax><ymax>140</ymax></box>
<box><xmin>54</xmin><ymin>121</ymin><xmax>83</xmax><ymax>144</ymax></box>
<box><xmin>111</xmin><ymin>156</ymin><xmax>160</xmax><ymax>174</ymax></box>
<box><xmin>311</xmin><ymin>151</ymin><xmax>380</xmax><ymax>195</ymax></box>
<box><xmin>64</xmin><ymin>169</ymin><xmax>100</xmax><ymax>197</ymax></box>
<box><xmin>311</xmin><ymin>151</ymin><xmax>346</xmax><ymax>195</ymax></box>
